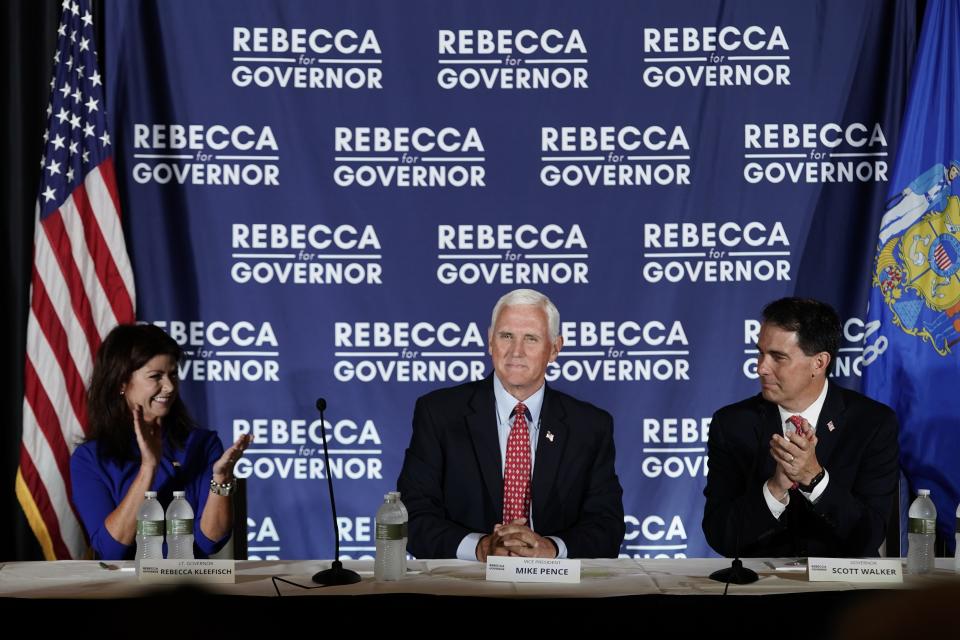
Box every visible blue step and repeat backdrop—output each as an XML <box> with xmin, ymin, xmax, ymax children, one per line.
<box><xmin>103</xmin><ymin>0</ymin><xmax>917</xmax><ymax>559</ymax></box>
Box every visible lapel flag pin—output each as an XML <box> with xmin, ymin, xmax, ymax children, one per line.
<box><xmin>546</xmin><ymin>431</ymin><xmax>555</xmax><ymax>442</ymax></box>
<box><xmin>827</xmin><ymin>421</ymin><xmax>835</xmax><ymax>432</ymax></box>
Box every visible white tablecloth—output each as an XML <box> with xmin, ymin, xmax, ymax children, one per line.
<box><xmin>1</xmin><ymin>558</ymin><xmax>957</xmax><ymax>599</ymax></box>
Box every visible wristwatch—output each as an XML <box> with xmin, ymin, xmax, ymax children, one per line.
<box><xmin>209</xmin><ymin>477</ymin><xmax>236</xmax><ymax>497</ymax></box>
<box><xmin>798</xmin><ymin>467</ymin><xmax>826</xmax><ymax>493</ymax></box>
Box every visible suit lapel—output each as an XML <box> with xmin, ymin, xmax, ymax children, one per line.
<box><xmin>757</xmin><ymin>397</ymin><xmax>782</xmax><ymax>481</ymax></box>
<box><xmin>532</xmin><ymin>386</ymin><xmax>568</xmax><ymax>525</ymax></box>
<box><xmin>813</xmin><ymin>382</ymin><xmax>844</xmax><ymax>467</ymax></box>
<box><xmin>466</xmin><ymin>377</ymin><xmax>504</xmax><ymax>517</ymax></box>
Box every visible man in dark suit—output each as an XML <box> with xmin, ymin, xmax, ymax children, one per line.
<box><xmin>703</xmin><ymin>297</ymin><xmax>899</xmax><ymax>558</ymax></box>
<box><xmin>398</xmin><ymin>288</ymin><xmax>625</xmax><ymax>560</ymax></box>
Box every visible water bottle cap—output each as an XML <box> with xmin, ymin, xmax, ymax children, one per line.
<box><xmin>390</xmin><ymin>491</ymin><xmax>401</xmax><ymax>499</ymax></box>
<box><xmin>173</xmin><ymin>490</ymin><xmax>186</xmax><ymax>498</ymax></box>
<box><xmin>384</xmin><ymin>493</ymin><xmax>396</xmax><ymax>502</ymax></box>
<box><xmin>918</xmin><ymin>489</ymin><xmax>930</xmax><ymax>496</ymax></box>
<box><xmin>144</xmin><ymin>491</ymin><xmax>157</xmax><ymax>498</ymax></box>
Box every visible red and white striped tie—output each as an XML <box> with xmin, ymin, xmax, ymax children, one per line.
<box><xmin>503</xmin><ymin>402</ymin><xmax>531</xmax><ymax>524</ymax></box>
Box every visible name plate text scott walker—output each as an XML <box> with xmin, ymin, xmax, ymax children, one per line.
<box><xmin>807</xmin><ymin>557</ymin><xmax>902</xmax><ymax>583</ymax></box>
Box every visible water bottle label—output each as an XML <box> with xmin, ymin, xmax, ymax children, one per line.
<box><xmin>908</xmin><ymin>517</ymin><xmax>935</xmax><ymax>534</ymax></box>
<box><xmin>167</xmin><ymin>518</ymin><xmax>194</xmax><ymax>535</ymax></box>
<box><xmin>137</xmin><ymin>519</ymin><xmax>164</xmax><ymax>536</ymax></box>
<box><xmin>376</xmin><ymin>523</ymin><xmax>405</xmax><ymax>540</ymax></box>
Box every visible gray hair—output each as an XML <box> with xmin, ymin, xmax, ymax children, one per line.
<box><xmin>489</xmin><ymin>289</ymin><xmax>560</xmax><ymax>341</ymax></box>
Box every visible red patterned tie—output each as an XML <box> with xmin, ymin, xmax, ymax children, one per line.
<box><xmin>786</xmin><ymin>415</ymin><xmax>805</xmax><ymax>490</ymax></box>
<box><xmin>503</xmin><ymin>402</ymin><xmax>531</xmax><ymax>524</ymax></box>
<box><xmin>787</xmin><ymin>414</ymin><xmax>807</xmax><ymax>437</ymax></box>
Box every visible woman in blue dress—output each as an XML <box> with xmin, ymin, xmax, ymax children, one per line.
<box><xmin>70</xmin><ymin>324</ymin><xmax>251</xmax><ymax>559</ymax></box>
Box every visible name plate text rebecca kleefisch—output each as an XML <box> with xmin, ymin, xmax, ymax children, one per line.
<box><xmin>138</xmin><ymin>559</ymin><xmax>236</xmax><ymax>584</ymax></box>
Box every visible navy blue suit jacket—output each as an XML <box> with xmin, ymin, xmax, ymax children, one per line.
<box><xmin>702</xmin><ymin>382</ymin><xmax>899</xmax><ymax>558</ymax></box>
<box><xmin>398</xmin><ymin>376</ymin><xmax>625</xmax><ymax>559</ymax></box>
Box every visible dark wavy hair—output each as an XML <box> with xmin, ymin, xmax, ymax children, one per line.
<box><xmin>762</xmin><ymin>297</ymin><xmax>841</xmax><ymax>364</ymax></box>
<box><xmin>86</xmin><ymin>324</ymin><xmax>194</xmax><ymax>462</ymax></box>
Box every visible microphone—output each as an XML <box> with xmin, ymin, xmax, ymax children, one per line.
<box><xmin>709</xmin><ymin>408</ymin><xmax>762</xmax><ymax>589</ymax></box>
<box><xmin>311</xmin><ymin>397</ymin><xmax>361</xmax><ymax>586</ymax></box>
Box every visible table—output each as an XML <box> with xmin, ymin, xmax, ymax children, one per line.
<box><xmin>2</xmin><ymin>558</ymin><xmax>957</xmax><ymax>637</ymax></box>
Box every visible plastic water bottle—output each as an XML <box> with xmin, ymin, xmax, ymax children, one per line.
<box><xmin>907</xmin><ymin>489</ymin><xmax>936</xmax><ymax>574</ymax></box>
<box><xmin>165</xmin><ymin>490</ymin><xmax>195</xmax><ymax>560</ymax></box>
<box><xmin>375</xmin><ymin>493</ymin><xmax>406</xmax><ymax>581</ymax></box>
<box><xmin>135</xmin><ymin>491</ymin><xmax>164</xmax><ymax>562</ymax></box>
<box><xmin>389</xmin><ymin>491</ymin><xmax>409</xmax><ymax>573</ymax></box>
<box><xmin>954</xmin><ymin>501</ymin><xmax>960</xmax><ymax>573</ymax></box>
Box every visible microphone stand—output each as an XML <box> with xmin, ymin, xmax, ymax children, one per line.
<box><xmin>709</xmin><ymin>557</ymin><xmax>758</xmax><ymax>588</ymax></box>
<box><xmin>709</xmin><ymin>413</ymin><xmax>762</xmax><ymax>591</ymax></box>
<box><xmin>312</xmin><ymin>397</ymin><xmax>361</xmax><ymax>586</ymax></box>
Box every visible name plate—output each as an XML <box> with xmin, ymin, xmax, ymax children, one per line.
<box><xmin>807</xmin><ymin>557</ymin><xmax>902</xmax><ymax>583</ymax></box>
<box><xmin>138</xmin><ymin>559</ymin><xmax>236</xmax><ymax>584</ymax></box>
<box><xmin>486</xmin><ymin>557</ymin><xmax>581</xmax><ymax>583</ymax></box>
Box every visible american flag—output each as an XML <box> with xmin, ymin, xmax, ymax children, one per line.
<box><xmin>16</xmin><ymin>0</ymin><xmax>136</xmax><ymax>560</ymax></box>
